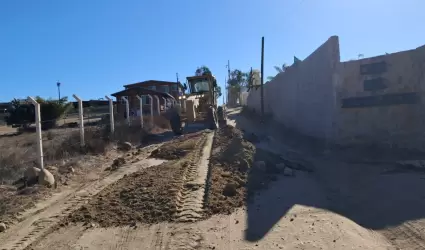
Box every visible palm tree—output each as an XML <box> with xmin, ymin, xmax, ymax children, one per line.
<box><xmin>267</xmin><ymin>63</ymin><xmax>288</xmax><ymax>81</ymax></box>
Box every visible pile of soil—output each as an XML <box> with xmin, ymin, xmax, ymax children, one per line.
<box><xmin>66</xmin><ymin>160</ymin><xmax>189</xmax><ymax>226</ymax></box>
<box><xmin>205</xmin><ymin>125</ymin><xmax>285</xmax><ymax>216</ymax></box>
<box><xmin>150</xmin><ymin>132</ymin><xmax>204</xmax><ymax>160</ymax></box>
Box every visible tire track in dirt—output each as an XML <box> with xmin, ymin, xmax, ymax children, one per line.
<box><xmin>174</xmin><ymin>132</ymin><xmax>213</xmax><ymax>223</ymax></box>
<box><xmin>153</xmin><ymin>131</ymin><xmax>214</xmax><ymax>250</ymax></box>
<box><xmin>0</xmin><ymin>144</ymin><xmax>162</xmax><ymax>250</ymax></box>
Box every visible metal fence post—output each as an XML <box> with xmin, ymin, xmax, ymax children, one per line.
<box><xmin>154</xmin><ymin>96</ymin><xmax>160</xmax><ymax>115</ymax></box>
<box><xmin>148</xmin><ymin>94</ymin><xmax>154</xmax><ymax>127</ymax></box>
<box><xmin>27</xmin><ymin>96</ymin><xmax>44</xmax><ymax>170</ymax></box>
<box><xmin>105</xmin><ymin>96</ymin><xmax>115</xmax><ymax>133</ymax></box>
<box><xmin>136</xmin><ymin>95</ymin><xmax>144</xmax><ymax>128</ymax></box>
<box><xmin>72</xmin><ymin>94</ymin><xmax>85</xmax><ymax>147</ymax></box>
<box><xmin>121</xmin><ymin>96</ymin><xmax>130</xmax><ymax>126</ymax></box>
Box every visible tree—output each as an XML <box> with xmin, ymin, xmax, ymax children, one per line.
<box><xmin>5</xmin><ymin>97</ymin><xmax>72</xmax><ymax>130</ymax></box>
<box><xmin>227</xmin><ymin>69</ymin><xmax>248</xmax><ymax>106</ymax></box>
<box><xmin>194</xmin><ymin>65</ymin><xmax>221</xmax><ymax>99</ymax></box>
<box><xmin>4</xmin><ymin>99</ymin><xmax>34</xmax><ymax>128</ymax></box>
<box><xmin>216</xmin><ymin>85</ymin><xmax>222</xmax><ymax>98</ymax></box>
<box><xmin>267</xmin><ymin>63</ymin><xmax>289</xmax><ymax>81</ymax></box>
<box><xmin>195</xmin><ymin>65</ymin><xmax>212</xmax><ymax>76</ymax></box>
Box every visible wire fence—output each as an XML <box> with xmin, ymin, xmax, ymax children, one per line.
<box><xmin>0</xmin><ymin>99</ymin><xmax>172</xmax><ymax>185</ymax></box>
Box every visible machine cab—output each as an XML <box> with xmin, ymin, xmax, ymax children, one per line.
<box><xmin>186</xmin><ymin>74</ymin><xmax>218</xmax><ymax>105</ymax></box>
<box><xmin>186</xmin><ymin>74</ymin><xmax>217</xmax><ymax>94</ymax></box>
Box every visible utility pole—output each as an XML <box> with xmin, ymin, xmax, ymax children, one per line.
<box><xmin>224</xmin><ymin>76</ymin><xmax>227</xmax><ymax>105</ymax></box>
<box><xmin>226</xmin><ymin>60</ymin><xmax>231</xmax><ymax>106</ymax></box>
<box><xmin>56</xmin><ymin>81</ymin><xmax>61</xmax><ymax>101</ymax></box>
<box><xmin>260</xmin><ymin>37</ymin><xmax>265</xmax><ymax>120</ymax></box>
<box><xmin>176</xmin><ymin>73</ymin><xmax>179</xmax><ymax>83</ymax></box>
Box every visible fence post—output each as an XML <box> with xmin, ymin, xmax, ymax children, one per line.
<box><xmin>121</xmin><ymin>96</ymin><xmax>130</xmax><ymax>126</ymax></box>
<box><xmin>148</xmin><ymin>94</ymin><xmax>154</xmax><ymax>127</ymax></box>
<box><xmin>136</xmin><ymin>95</ymin><xmax>144</xmax><ymax>128</ymax></box>
<box><xmin>162</xmin><ymin>97</ymin><xmax>167</xmax><ymax>110</ymax></box>
<box><xmin>72</xmin><ymin>94</ymin><xmax>85</xmax><ymax>147</ymax></box>
<box><xmin>27</xmin><ymin>96</ymin><xmax>44</xmax><ymax>170</ymax></box>
<box><xmin>105</xmin><ymin>96</ymin><xmax>115</xmax><ymax>133</ymax></box>
<box><xmin>154</xmin><ymin>96</ymin><xmax>160</xmax><ymax>115</ymax></box>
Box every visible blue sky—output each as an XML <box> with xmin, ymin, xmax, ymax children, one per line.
<box><xmin>1</xmin><ymin>0</ymin><xmax>424</xmax><ymax>104</ymax></box>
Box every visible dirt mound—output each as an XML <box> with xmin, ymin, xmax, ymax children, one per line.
<box><xmin>205</xmin><ymin>125</ymin><xmax>286</xmax><ymax>216</ymax></box>
<box><xmin>66</xmin><ymin>160</ymin><xmax>188</xmax><ymax>226</ymax></box>
<box><xmin>150</xmin><ymin>132</ymin><xmax>204</xmax><ymax>160</ymax></box>
<box><xmin>66</xmin><ymin>132</ymin><xmax>207</xmax><ymax>227</ymax></box>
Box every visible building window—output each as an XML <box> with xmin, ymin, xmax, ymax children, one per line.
<box><xmin>148</xmin><ymin>86</ymin><xmax>156</xmax><ymax>91</ymax></box>
<box><xmin>171</xmin><ymin>84</ymin><xmax>178</xmax><ymax>91</ymax></box>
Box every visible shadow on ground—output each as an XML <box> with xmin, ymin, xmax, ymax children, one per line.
<box><xmin>227</xmin><ymin>107</ymin><xmax>425</xmax><ymax>243</ymax></box>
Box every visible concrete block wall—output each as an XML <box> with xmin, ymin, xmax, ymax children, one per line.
<box><xmin>246</xmin><ymin>35</ymin><xmax>425</xmax><ymax>150</ymax></box>
<box><xmin>246</xmin><ymin>36</ymin><xmax>340</xmax><ymax>140</ymax></box>
<box><xmin>335</xmin><ymin>45</ymin><xmax>425</xmax><ymax>150</ymax></box>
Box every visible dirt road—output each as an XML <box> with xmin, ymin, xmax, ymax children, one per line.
<box><xmin>2</xmin><ymin>108</ymin><xmax>425</xmax><ymax>249</ymax></box>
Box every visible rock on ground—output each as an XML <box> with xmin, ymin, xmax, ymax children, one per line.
<box><xmin>0</xmin><ymin>222</ymin><xmax>6</xmax><ymax>232</ymax></box>
<box><xmin>118</xmin><ymin>141</ymin><xmax>132</xmax><ymax>151</ymax></box>
<box><xmin>24</xmin><ymin>167</ymin><xmax>41</xmax><ymax>180</ymax></box>
<box><xmin>223</xmin><ymin>182</ymin><xmax>237</xmax><ymax>197</ymax></box>
<box><xmin>38</xmin><ymin>169</ymin><xmax>55</xmax><ymax>187</ymax></box>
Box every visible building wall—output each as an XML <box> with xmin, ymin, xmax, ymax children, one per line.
<box><xmin>246</xmin><ymin>36</ymin><xmax>340</xmax><ymax>140</ymax></box>
<box><xmin>335</xmin><ymin>45</ymin><xmax>425</xmax><ymax>149</ymax></box>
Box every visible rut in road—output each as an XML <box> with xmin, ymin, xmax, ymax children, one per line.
<box><xmin>174</xmin><ymin>131</ymin><xmax>214</xmax><ymax>223</ymax></box>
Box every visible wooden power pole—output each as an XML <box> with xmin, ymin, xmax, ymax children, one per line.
<box><xmin>260</xmin><ymin>37</ymin><xmax>265</xmax><ymax>120</ymax></box>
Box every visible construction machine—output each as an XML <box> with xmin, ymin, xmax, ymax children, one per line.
<box><xmin>166</xmin><ymin>73</ymin><xmax>226</xmax><ymax>135</ymax></box>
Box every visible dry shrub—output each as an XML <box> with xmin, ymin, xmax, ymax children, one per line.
<box><xmin>0</xmin><ymin>133</ymin><xmax>40</xmax><ymax>184</ymax></box>
<box><xmin>130</xmin><ymin>115</ymin><xmax>171</xmax><ymax>130</ymax></box>
<box><xmin>111</xmin><ymin>122</ymin><xmax>150</xmax><ymax>145</ymax></box>
<box><xmin>0</xmin><ymin>118</ymin><xmax>164</xmax><ymax>185</ymax></box>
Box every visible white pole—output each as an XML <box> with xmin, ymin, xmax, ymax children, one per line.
<box><xmin>154</xmin><ymin>96</ymin><xmax>160</xmax><ymax>115</ymax></box>
<box><xmin>72</xmin><ymin>94</ymin><xmax>85</xmax><ymax>147</ymax></box>
<box><xmin>105</xmin><ymin>96</ymin><xmax>114</xmax><ymax>133</ymax></box>
<box><xmin>27</xmin><ymin>96</ymin><xmax>44</xmax><ymax>170</ymax></box>
<box><xmin>162</xmin><ymin>97</ymin><xmax>167</xmax><ymax>110</ymax></box>
<box><xmin>136</xmin><ymin>95</ymin><xmax>144</xmax><ymax>128</ymax></box>
<box><xmin>148</xmin><ymin>94</ymin><xmax>154</xmax><ymax>126</ymax></box>
<box><xmin>121</xmin><ymin>96</ymin><xmax>130</xmax><ymax>126</ymax></box>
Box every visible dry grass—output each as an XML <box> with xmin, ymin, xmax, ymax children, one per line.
<box><xmin>0</xmin><ymin>118</ymin><xmax>168</xmax><ymax>185</ymax></box>
<box><xmin>0</xmin><ymin>119</ymin><xmax>169</xmax><ymax>225</ymax></box>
